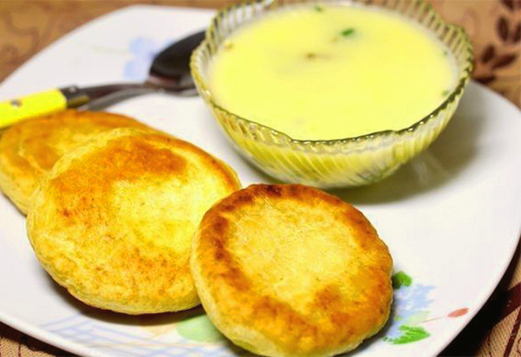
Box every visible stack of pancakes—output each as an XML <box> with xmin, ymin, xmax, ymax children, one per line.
<box><xmin>0</xmin><ymin>110</ymin><xmax>393</xmax><ymax>357</ymax></box>
<box><xmin>0</xmin><ymin>110</ymin><xmax>241</xmax><ymax>314</ymax></box>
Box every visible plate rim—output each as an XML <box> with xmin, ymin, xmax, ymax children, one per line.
<box><xmin>0</xmin><ymin>3</ymin><xmax>520</xmax><ymax>356</ymax></box>
<box><xmin>432</xmin><ymin>82</ymin><xmax>521</xmax><ymax>355</ymax></box>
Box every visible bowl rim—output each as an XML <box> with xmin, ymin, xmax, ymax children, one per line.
<box><xmin>191</xmin><ymin>0</ymin><xmax>474</xmax><ymax>145</ymax></box>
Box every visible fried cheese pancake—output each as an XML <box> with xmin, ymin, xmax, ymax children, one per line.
<box><xmin>27</xmin><ymin>128</ymin><xmax>241</xmax><ymax>314</ymax></box>
<box><xmin>0</xmin><ymin>110</ymin><xmax>147</xmax><ymax>214</ymax></box>
<box><xmin>191</xmin><ymin>184</ymin><xmax>393</xmax><ymax>357</ymax></box>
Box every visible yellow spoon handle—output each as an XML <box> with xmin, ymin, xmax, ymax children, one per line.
<box><xmin>0</xmin><ymin>89</ymin><xmax>68</xmax><ymax>128</ymax></box>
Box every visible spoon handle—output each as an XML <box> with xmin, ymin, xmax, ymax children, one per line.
<box><xmin>0</xmin><ymin>83</ymin><xmax>148</xmax><ymax>128</ymax></box>
<box><xmin>0</xmin><ymin>88</ymin><xmax>69</xmax><ymax>128</ymax></box>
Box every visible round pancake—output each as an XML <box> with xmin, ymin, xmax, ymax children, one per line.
<box><xmin>0</xmin><ymin>110</ymin><xmax>148</xmax><ymax>214</ymax></box>
<box><xmin>27</xmin><ymin>128</ymin><xmax>241</xmax><ymax>314</ymax></box>
<box><xmin>191</xmin><ymin>184</ymin><xmax>393</xmax><ymax>357</ymax></box>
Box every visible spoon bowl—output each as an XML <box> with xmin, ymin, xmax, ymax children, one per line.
<box><xmin>0</xmin><ymin>30</ymin><xmax>205</xmax><ymax>127</ymax></box>
<box><xmin>80</xmin><ymin>30</ymin><xmax>205</xmax><ymax>109</ymax></box>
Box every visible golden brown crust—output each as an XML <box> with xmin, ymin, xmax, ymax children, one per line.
<box><xmin>0</xmin><ymin>110</ymin><xmax>149</xmax><ymax>214</ymax></box>
<box><xmin>191</xmin><ymin>184</ymin><xmax>393</xmax><ymax>357</ymax></box>
<box><xmin>27</xmin><ymin>127</ymin><xmax>241</xmax><ymax>314</ymax></box>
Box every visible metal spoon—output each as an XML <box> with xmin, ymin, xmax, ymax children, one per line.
<box><xmin>0</xmin><ymin>30</ymin><xmax>205</xmax><ymax>128</ymax></box>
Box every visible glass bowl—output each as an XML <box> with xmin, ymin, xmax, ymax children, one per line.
<box><xmin>191</xmin><ymin>0</ymin><xmax>474</xmax><ymax>188</ymax></box>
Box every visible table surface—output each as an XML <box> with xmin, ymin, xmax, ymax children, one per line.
<box><xmin>0</xmin><ymin>1</ymin><xmax>520</xmax><ymax>356</ymax></box>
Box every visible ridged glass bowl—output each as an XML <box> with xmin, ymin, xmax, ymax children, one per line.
<box><xmin>191</xmin><ymin>0</ymin><xmax>474</xmax><ymax>188</ymax></box>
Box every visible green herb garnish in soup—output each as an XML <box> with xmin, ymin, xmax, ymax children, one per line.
<box><xmin>340</xmin><ymin>27</ymin><xmax>355</xmax><ymax>37</ymax></box>
<box><xmin>209</xmin><ymin>4</ymin><xmax>457</xmax><ymax>140</ymax></box>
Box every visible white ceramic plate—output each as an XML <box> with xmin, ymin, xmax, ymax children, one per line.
<box><xmin>0</xmin><ymin>5</ymin><xmax>520</xmax><ymax>357</ymax></box>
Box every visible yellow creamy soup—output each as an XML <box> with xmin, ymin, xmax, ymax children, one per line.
<box><xmin>209</xmin><ymin>4</ymin><xmax>457</xmax><ymax>140</ymax></box>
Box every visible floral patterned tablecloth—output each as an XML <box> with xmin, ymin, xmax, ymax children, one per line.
<box><xmin>0</xmin><ymin>0</ymin><xmax>519</xmax><ymax>356</ymax></box>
